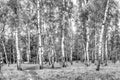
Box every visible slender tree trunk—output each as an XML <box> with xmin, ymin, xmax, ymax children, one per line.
<box><xmin>15</xmin><ymin>28</ymin><xmax>22</xmax><ymax>70</ymax></box>
<box><xmin>85</xmin><ymin>27</ymin><xmax>90</xmax><ymax>66</ymax></box>
<box><xmin>69</xmin><ymin>18</ymin><xmax>73</xmax><ymax>65</ymax></box>
<box><xmin>51</xmin><ymin>34</ymin><xmax>55</xmax><ymax>68</ymax></box>
<box><xmin>10</xmin><ymin>43</ymin><xmax>13</xmax><ymax>64</ymax></box>
<box><xmin>61</xmin><ymin>0</ymin><xmax>66</xmax><ymax>67</ymax></box>
<box><xmin>51</xmin><ymin>49</ymin><xmax>54</xmax><ymax>68</ymax></box>
<box><xmin>27</xmin><ymin>26</ymin><xmax>31</xmax><ymax>63</ymax></box>
<box><xmin>13</xmin><ymin>47</ymin><xmax>15</xmax><ymax>64</ymax></box>
<box><xmin>70</xmin><ymin>46</ymin><xmax>73</xmax><ymax>65</ymax></box>
<box><xmin>61</xmin><ymin>29</ymin><xmax>66</xmax><ymax>67</ymax></box>
<box><xmin>84</xmin><ymin>42</ymin><xmax>86</xmax><ymax>63</ymax></box>
<box><xmin>96</xmin><ymin>0</ymin><xmax>109</xmax><ymax>71</ymax></box>
<box><xmin>11</xmin><ymin>28</ymin><xmax>15</xmax><ymax>64</ymax></box>
<box><xmin>83</xmin><ymin>0</ymin><xmax>89</xmax><ymax>65</ymax></box>
<box><xmin>105</xmin><ymin>39</ymin><xmax>108</xmax><ymax>66</ymax></box>
<box><xmin>95</xmin><ymin>31</ymin><xmax>97</xmax><ymax>62</ymax></box>
<box><xmin>0</xmin><ymin>52</ymin><xmax>3</xmax><ymax>70</ymax></box>
<box><xmin>10</xmin><ymin>44</ymin><xmax>12</xmax><ymax>64</ymax></box>
<box><xmin>1</xmin><ymin>40</ymin><xmax>9</xmax><ymax>66</ymax></box>
<box><xmin>91</xmin><ymin>50</ymin><xmax>94</xmax><ymax>63</ymax></box>
<box><xmin>37</xmin><ymin>0</ymin><xmax>43</xmax><ymax>69</ymax></box>
<box><xmin>13</xmin><ymin>41</ymin><xmax>16</xmax><ymax>64</ymax></box>
<box><xmin>10</xmin><ymin>53</ymin><xmax>11</xmax><ymax>64</ymax></box>
<box><xmin>101</xmin><ymin>42</ymin><xmax>104</xmax><ymax>64</ymax></box>
<box><xmin>48</xmin><ymin>50</ymin><xmax>51</xmax><ymax>65</ymax></box>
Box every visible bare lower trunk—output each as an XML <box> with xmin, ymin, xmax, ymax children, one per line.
<box><xmin>69</xmin><ymin>18</ymin><xmax>73</xmax><ymax>65</ymax></box>
<box><xmin>27</xmin><ymin>26</ymin><xmax>31</xmax><ymax>63</ymax></box>
<box><xmin>101</xmin><ymin>42</ymin><xmax>104</xmax><ymax>64</ymax></box>
<box><xmin>85</xmin><ymin>27</ymin><xmax>90</xmax><ymax>66</ymax></box>
<box><xmin>96</xmin><ymin>27</ymin><xmax>105</xmax><ymax>71</ymax></box>
<box><xmin>51</xmin><ymin>34</ymin><xmax>55</xmax><ymax>68</ymax></box>
<box><xmin>91</xmin><ymin>50</ymin><xmax>94</xmax><ymax>63</ymax></box>
<box><xmin>11</xmin><ymin>29</ymin><xmax>15</xmax><ymax>64</ymax></box>
<box><xmin>61</xmin><ymin>30</ymin><xmax>66</xmax><ymax>67</ymax></box>
<box><xmin>84</xmin><ymin>44</ymin><xmax>86</xmax><ymax>63</ymax></box>
<box><xmin>70</xmin><ymin>46</ymin><xmax>73</xmax><ymax>65</ymax></box>
<box><xmin>48</xmin><ymin>52</ymin><xmax>51</xmax><ymax>65</ymax></box>
<box><xmin>51</xmin><ymin>49</ymin><xmax>54</xmax><ymax>68</ymax></box>
<box><xmin>15</xmin><ymin>28</ymin><xmax>22</xmax><ymax>70</ymax></box>
<box><xmin>96</xmin><ymin>0</ymin><xmax>109</xmax><ymax>71</ymax></box>
<box><xmin>13</xmin><ymin>48</ymin><xmax>16</xmax><ymax>64</ymax></box>
<box><xmin>105</xmin><ymin>39</ymin><xmax>108</xmax><ymax>66</ymax></box>
<box><xmin>94</xmin><ymin>30</ymin><xmax>98</xmax><ymax>65</ymax></box>
<box><xmin>10</xmin><ymin>53</ymin><xmax>11</xmax><ymax>64</ymax></box>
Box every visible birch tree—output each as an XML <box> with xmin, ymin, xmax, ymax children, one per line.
<box><xmin>96</xmin><ymin>0</ymin><xmax>110</xmax><ymax>71</ymax></box>
<box><xmin>7</xmin><ymin>0</ymin><xmax>22</xmax><ymax>70</ymax></box>
<box><xmin>37</xmin><ymin>0</ymin><xmax>43</xmax><ymax>69</ymax></box>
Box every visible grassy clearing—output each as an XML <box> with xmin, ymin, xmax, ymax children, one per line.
<box><xmin>0</xmin><ymin>61</ymin><xmax>120</xmax><ymax>80</ymax></box>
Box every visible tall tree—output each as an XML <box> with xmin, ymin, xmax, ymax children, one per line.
<box><xmin>8</xmin><ymin>0</ymin><xmax>22</xmax><ymax>70</ymax></box>
<box><xmin>37</xmin><ymin>0</ymin><xmax>43</xmax><ymax>69</ymax></box>
<box><xmin>84</xmin><ymin>0</ymin><xmax>90</xmax><ymax>66</ymax></box>
<box><xmin>96</xmin><ymin>0</ymin><xmax>110</xmax><ymax>71</ymax></box>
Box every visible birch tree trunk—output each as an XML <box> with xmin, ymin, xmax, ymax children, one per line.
<box><xmin>94</xmin><ymin>30</ymin><xmax>97</xmax><ymax>64</ymax></box>
<box><xmin>27</xmin><ymin>26</ymin><xmax>31</xmax><ymax>63</ymax></box>
<box><xmin>105</xmin><ymin>39</ymin><xmax>108</xmax><ymax>66</ymax></box>
<box><xmin>37</xmin><ymin>0</ymin><xmax>43</xmax><ymax>69</ymax></box>
<box><xmin>51</xmin><ymin>33</ymin><xmax>55</xmax><ymax>68</ymax></box>
<box><xmin>61</xmin><ymin>0</ymin><xmax>66</xmax><ymax>67</ymax></box>
<box><xmin>13</xmin><ymin>47</ymin><xmax>15</xmax><ymax>64</ymax></box>
<box><xmin>70</xmin><ymin>44</ymin><xmax>73</xmax><ymax>65</ymax></box>
<box><xmin>15</xmin><ymin>28</ymin><xmax>22</xmax><ymax>70</ymax></box>
<box><xmin>69</xmin><ymin>18</ymin><xmax>73</xmax><ymax>65</ymax></box>
<box><xmin>83</xmin><ymin>0</ymin><xmax>90</xmax><ymax>66</ymax></box>
<box><xmin>101</xmin><ymin>41</ymin><xmax>104</xmax><ymax>64</ymax></box>
<box><xmin>85</xmin><ymin>26</ymin><xmax>90</xmax><ymax>66</ymax></box>
<box><xmin>61</xmin><ymin>28</ymin><xmax>66</xmax><ymax>67</ymax></box>
<box><xmin>11</xmin><ymin>28</ymin><xmax>15</xmax><ymax>64</ymax></box>
<box><xmin>51</xmin><ymin>48</ymin><xmax>54</xmax><ymax>68</ymax></box>
<box><xmin>96</xmin><ymin>0</ymin><xmax>109</xmax><ymax>71</ymax></box>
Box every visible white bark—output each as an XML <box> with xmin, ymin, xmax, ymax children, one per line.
<box><xmin>61</xmin><ymin>28</ymin><xmax>65</xmax><ymax>58</ymax></box>
<box><xmin>86</xmin><ymin>27</ymin><xmax>90</xmax><ymax>64</ymax></box>
<box><xmin>95</xmin><ymin>30</ymin><xmax>97</xmax><ymax>61</ymax></box>
<box><xmin>37</xmin><ymin>0</ymin><xmax>43</xmax><ymax>69</ymax></box>
<box><xmin>61</xmin><ymin>0</ymin><xmax>65</xmax><ymax>67</ymax></box>
<box><xmin>27</xmin><ymin>26</ymin><xmax>31</xmax><ymax>63</ymax></box>
<box><xmin>15</xmin><ymin>28</ymin><xmax>21</xmax><ymax>69</ymax></box>
<box><xmin>97</xmin><ymin>0</ymin><xmax>109</xmax><ymax>71</ymax></box>
<box><xmin>105</xmin><ymin>39</ymin><xmax>108</xmax><ymax>65</ymax></box>
<box><xmin>98</xmin><ymin>0</ymin><xmax>109</xmax><ymax>60</ymax></box>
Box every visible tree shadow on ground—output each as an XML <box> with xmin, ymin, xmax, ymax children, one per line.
<box><xmin>23</xmin><ymin>65</ymin><xmax>38</xmax><ymax>70</ymax></box>
<box><xmin>43</xmin><ymin>66</ymin><xmax>62</xmax><ymax>70</ymax></box>
<box><xmin>23</xmin><ymin>65</ymin><xmax>62</xmax><ymax>70</ymax></box>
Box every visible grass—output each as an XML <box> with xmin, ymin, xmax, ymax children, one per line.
<box><xmin>0</xmin><ymin>61</ymin><xmax>120</xmax><ymax>80</ymax></box>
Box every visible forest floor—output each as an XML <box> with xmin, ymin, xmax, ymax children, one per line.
<box><xmin>0</xmin><ymin>61</ymin><xmax>120</xmax><ymax>80</ymax></box>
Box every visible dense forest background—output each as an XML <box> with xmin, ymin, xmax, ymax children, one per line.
<box><xmin>0</xmin><ymin>0</ymin><xmax>120</xmax><ymax>71</ymax></box>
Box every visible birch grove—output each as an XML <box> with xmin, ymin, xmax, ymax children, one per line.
<box><xmin>0</xmin><ymin>0</ymin><xmax>119</xmax><ymax>71</ymax></box>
